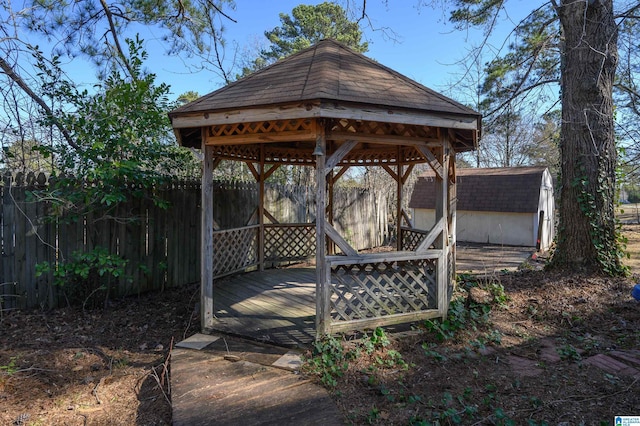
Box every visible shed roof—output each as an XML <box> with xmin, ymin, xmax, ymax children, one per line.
<box><xmin>169</xmin><ymin>39</ymin><xmax>481</xmax><ymax>152</ymax></box>
<box><xmin>409</xmin><ymin>167</ymin><xmax>550</xmax><ymax>213</ymax></box>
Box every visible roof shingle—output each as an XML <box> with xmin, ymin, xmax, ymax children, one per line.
<box><xmin>170</xmin><ymin>39</ymin><xmax>479</xmax><ymax>118</ymax></box>
<box><xmin>409</xmin><ymin>167</ymin><xmax>549</xmax><ymax>213</ymax></box>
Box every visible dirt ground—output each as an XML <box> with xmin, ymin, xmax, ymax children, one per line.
<box><xmin>1</xmin><ymin>226</ymin><xmax>640</xmax><ymax>425</ymax></box>
<box><xmin>0</xmin><ymin>285</ymin><xmax>201</xmax><ymax>425</ymax></box>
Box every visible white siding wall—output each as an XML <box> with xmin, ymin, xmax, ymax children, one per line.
<box><xmin>412</xmin><ymin>209</ymin><xmax>536</xmax><ymax>247</ymax></box>
<box><xmin>537</xmin><ymin>169</ymin><xmax>555</xmax><ymax>251</ymax></box>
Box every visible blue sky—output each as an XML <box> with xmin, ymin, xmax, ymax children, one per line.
<box><xmin>134</xmin><ymin>0</ymin><xmax>533</xmax><ymax>104</ymax></box>
<box><xmin>0</xmin><ymin>0</ymin><xmax>536</xmax><ymax>109</ymax></box>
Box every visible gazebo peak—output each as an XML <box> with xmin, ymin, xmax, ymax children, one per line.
<box><xmin>170</xmin><ymin>38</ymin><xmax>478</xmax><ymax>121</ymax></box>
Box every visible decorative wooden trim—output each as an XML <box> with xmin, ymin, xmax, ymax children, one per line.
<box><xmin>381</xmin><ymin>164</ymin><xmax>398</xmax><ymax>180</ymax></box>
<box><xmin>324</xmin><ymin>140</ymin><xmax>357</xmax><ymax>173</ymax></box>
<box><xmin>246</xmin><ymin>162</ymin><xmax>259</xmax><ymax>181</ymax></box>
<box><xmin>327</xmin><ymin>250</ymin><xmax>441</xmax><ymax>266</ymax></box>
<box><xmin>417</xmin><ymin>217</ymin><xmax>444</xmax><ymax>252</ymax></box>
<box><xmin>206</xmin><ymin>131</ymin><xmax>316</xmax><ymax>145</ymax></box>
<box><xmin>203</xmin><ymin>118</ymin><xmax>316</xmax><ymax>146</ymax></box>
<box><xmin>402</xmin><ymin>164</ymin><xmax>414</xmax><ymax>184</ymax></box>
<box><xmin>329</xmin><ymin>310</ymin><xmax>442</xmax><ymax>333</ymax></box>
<box><xmin>170</xmin><ymin>102</ymin><xmax>320</xmax><ymax>128</ymax></box>
<box><xmin>333</xmin><ymin>166</ymin><xmax>350</xmax><ymax>182</ymax></box>
<box><xmin>401</xmin><ymin>209</ymin><xmax>413</xmax><ymax>228</ymax></box>
<box><xmin>328</xmin><ymin>131</ymin><xmax>440</xmax><ymax>147</ymax></box>
<box><xmin>416</xmin><ymin>145</ymin><xmax>443</xmax><ymax>179</ymax></box>
<box><xmin>318</xmin><ymin>103</ymin><xmax>479</xmax><ymax>131</ymax></box>
<box><xmin>324</xmin><ymin>221</ymin><xmax>358</xmax><ymax>257</ymax></box>
<box><xmin>264</xmin><ymin>164</ymin><xmax>280</xmax><ymax>180</ymax></box>
<box><xmin>245</xmin><ymin>208</ymin><xmax>258</xmax><ymax>226</ymax></box>
<box><xmin>263</xmin><ymin>209</ymin><xmax>279</xmax><ymax>224</ymax></box>
<box><xmin>169</xmin><ymin>102</ymin><xmax>479</xmax><ymax>132</ymax></box>
<box><xmin>205</xmin><ymin>142</ymin><xmax>440</xmax><ymax>166</ymax></box>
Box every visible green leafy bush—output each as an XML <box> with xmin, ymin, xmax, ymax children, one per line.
<box><xmin>36</xmin><ymin>246</ymin><xmax>129</xmax><ymax>308</ymax></box>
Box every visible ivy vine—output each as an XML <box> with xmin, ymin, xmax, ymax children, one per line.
<box><xmin>572</xmin><ymin>164</ymin><xmax>629</xmax><ymax>276</ymax></box>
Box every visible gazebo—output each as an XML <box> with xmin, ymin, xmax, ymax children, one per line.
<box><xmin>169</xmin><ymin>39</ymin><xmax>480</xmax><ymax>345</ymax></box>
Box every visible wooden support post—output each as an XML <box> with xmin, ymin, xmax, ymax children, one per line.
<box><xmin>435</xmin><ymin>133</ymin><xmax>450</xmax><ymax>318</ymax></box>
<box><xmin>396</xmin><ymin>147</ymin><xmax>403</xmax><ymax>251</ymax></box>
<box><xmin>448</xmin><ymin>151</ymin><xmax>457</xmax><ymax>292</ymax></box>
<box><xmin>315</xmin><ymin>122</ymin><xmax>329</xmax><ymax>338</ymax></box>
<box><xmin>201</xmin><ymin>140</ymin><xmax>215</xmax><ymax>330</ymax></box>
<box><xmin>258</xmin><ymin>145</ymin><xmax>266</xmax><ymax>271</ymax></box>
<box><xmin>327</xmin><ymin>170</ymin><xmax>334</xmax><ymax>255</ymax></box>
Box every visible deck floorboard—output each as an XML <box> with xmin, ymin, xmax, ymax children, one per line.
<box><xmin>210</xmin><ymin>267</ymin><xmax>317</xmax><ymax>347</ymax></box>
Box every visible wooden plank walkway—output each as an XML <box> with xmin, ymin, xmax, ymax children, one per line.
<box><xmin>209</xmin><ymin>267</ymin><xmax>317</xmax><ymax>347</ymax></box>
<box><xmin>171</xmin><ymin>336</ymin><xmax>344</xmax><ymax>426</ymax></box>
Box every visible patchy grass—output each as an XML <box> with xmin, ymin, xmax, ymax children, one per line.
<box><xmin>622</xmin><ymin>224</ymin><xmax>640</xmax><ymax>273</ymax></box>
<box><xmin>618</xmin><ymin>203</ymin><xmax>640</xmax><ymax>224</ymax></box>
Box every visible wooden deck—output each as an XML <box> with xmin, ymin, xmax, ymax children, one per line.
<box><xmin>205</xmin><ymin>243</ymin><xmax>536</xmax><ymax>347</ymax></box>
<box><xmin>209</xmin><ymin>267</ymin><xmax>317</xmax><ymax>347</ymax></box>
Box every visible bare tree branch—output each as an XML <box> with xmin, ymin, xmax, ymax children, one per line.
<box><xmin>98</xmin><ymin>0</ymin><xmax>135</xmax><ymax>79</ymax></box>
<box><xmin>206</xmin><ymin>0</ymin><xmax>237</xmax><ymax>23</ymax></box>
<box><xmin>615</xmin><ymin>2</ymin><xmax>640</xmax><ymax>21</ymax></box>
<box><xmin>0</xmin><ymin>57</ymin><xmax>79</xmax><ymax>151</ymax></box>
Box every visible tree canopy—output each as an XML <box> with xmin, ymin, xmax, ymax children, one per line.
<box><xmin>239</xmin><ymin>2</ymin><xmax>368</xmax><ymax>77</ymax></box>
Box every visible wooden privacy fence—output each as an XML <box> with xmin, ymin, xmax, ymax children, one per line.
<box><xmin>1</xmin><ymin>173</ymin><xmax>389</xmax><ymax>310</ymax></box>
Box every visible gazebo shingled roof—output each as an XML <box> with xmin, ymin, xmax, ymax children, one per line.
<box><xmin>169</xmin><ymin>39</ymin><xmax>482</xmax><ymax>340</ymax></box>
<box><xmin>169</xmin><ymin>39</ymin><xmax>481</xmax><ymax>154</ymax></box>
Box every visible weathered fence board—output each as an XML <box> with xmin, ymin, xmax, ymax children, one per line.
<box><xmin>1</xmin><ymin>173</ymin><xmax>389</xmax><ymax>310</ymax></box>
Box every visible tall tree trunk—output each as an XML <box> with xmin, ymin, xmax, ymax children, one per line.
<box><xmin>552</xmin><ymin>0</ymin><xmax>624</xmax><ymax>274</ymax></box>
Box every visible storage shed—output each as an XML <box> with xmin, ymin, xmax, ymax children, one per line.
<box><xmin>409</xmin><ymin>167</ymin><xmax>555</xmax><ymax>251</ymax></box>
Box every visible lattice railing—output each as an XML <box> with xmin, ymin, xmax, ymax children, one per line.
<box><xmin>265</xmin><ymin>224</ymin><xmax>315</xmax><ymax>262</ymax></box>
<box><xmin>401</xmin><ymin>227</ymin><xmax>429</xmax><ymax>251</ymax></box>
<box><xmin>213</xmin><ymin>225</ymin><xmax>259</xmax><ymax>278</ymax></box>
<box><xmin>330</xmin><ymin>258</ymin><xmax>438</xmax><ymax>323</ymax></box>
